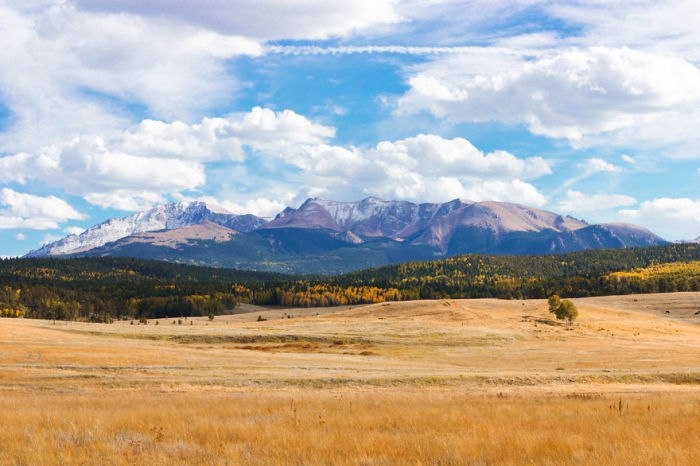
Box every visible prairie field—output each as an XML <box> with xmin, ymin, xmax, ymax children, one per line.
<box><xmin>1</xmin><ymin>292</ymin><xmax>699</xmax><ymax>465</ymax></box>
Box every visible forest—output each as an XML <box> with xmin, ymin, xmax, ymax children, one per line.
<box><xmin>1</xmin><ymin>243</ymin><xmax>699</xmax><ymax>321</ymax></box>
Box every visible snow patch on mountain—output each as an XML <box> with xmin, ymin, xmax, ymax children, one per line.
<box><xmin>25</xmin><ymin>201</ymin><xmax>262</xmax><ymax>257</ymax></box>
<box><xmin>25</xmin><ymin>197</ymin><xmax>668</xmax><ymax>259</ymax></box>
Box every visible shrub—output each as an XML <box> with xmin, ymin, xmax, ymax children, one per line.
<box><xmin>548</xmin><ymin>295</ymin><xmax>578</xmax><ymax>325</ymax></box>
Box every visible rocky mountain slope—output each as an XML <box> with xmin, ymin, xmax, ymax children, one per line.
<box><xmin>25</xmin><ymin>198</ymin><xmax>668</xmax><ymax>273</ymax></box>
<box><xmin>25</xmin><ymin>201</ymin><xmax>265</xmax><ymax>257</ymax></box>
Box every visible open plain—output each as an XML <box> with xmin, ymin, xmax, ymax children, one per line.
<box><xmin>1</xmin><ymin>292</ymin><xmax>699</xmax><ymax>465</ymax></box>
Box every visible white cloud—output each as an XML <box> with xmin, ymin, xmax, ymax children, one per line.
<box><xmin>267</xmin><ymin>45</ymin><xmax>499</xmax><ymax>56</ymax></box>
<box><xmin>0</xmin><ymin>107</ymin><xmax>336</xmax><ymax>211</ymax></box>
<box><xmin>226</xmin><ymin>107</ymin><xmax>336</xmax><ymax>147</ymax></box>
<box><xmin>301</xmin><ymin>135</ymin><xmax>551</xmax><ymax>206</ymax></box>
<box><xmin>578</xmin><ymin>158</ymin><xmax>621</xmax><ymax>174</ymax></box>
<box><xmin>40</xmin><ymin>233</ymin><xmax>63</xmax><ymax>246</ymax></box>
<box><xmin>50</xmin><ymin>136</ymin><xmax>208</xmax><ymax>200</ymax></box>
<box><xmin>580</xmin><ymin>110</ymin><xmax>700</xmax><ymax>158</ymax></box>
<box><xmin>398</xmin><ymin>46</ymin><xmax>700</xmax><ymax>144</ymax></box>
<box><xmin>197</xmin><ymin>132</ymin><xmax>550</xmax><ymax>213</ymax></box>
<box><xmin>463</xmin><ymin>180</ymin><xmax>547</xmax><ymax>207</ymax></box>
<box><xmin>0</xmin><ymin>151</ymin><xmax>59</xmax><ymax>184</ymax></box>
<box><xmin>112</xmin><ymin>107</ymin><xmax>335</xmax><ymax>163</ymax></box>
<box><xmin>196</xmin><ymin>195</ymin><xmax>294</xmax><ymax>219</ymax></box>
<box><xmin>621</xmin><ymin>154</ymin><xmax>635</xmax><ymax>164</ymax></box>
<box><xmin>118</xmin><ymin>119</ymin><xmax>241</xmax><ymax>161</ymax></box>
<box><xmin>0</xmin><ymin>3</ymin><xmax>262</xmax><ymax>153</ymax></box>
<box><xmin>557</xmin><ymin>190</ymin><xmax>636</xmax><ymax>214</ymax></box>
<box><xmin>73</xmin><ymin>0</ymin><xmax>402</xmax><ymax>40</ymax></box>
<box><xmin>85</xmin><ymin>151</ymin><xmax>206</xmax><ymax>191</ymax></box>
<box><xmin>64</xmin><ymin>226</ymin><xmax>86</xmax><ymax>236</ymax></box>
<box><xmin>548</xmin><ymin>0</ymin><xmax>700</xmax><ymax>62</ymax></box>
<box><xmin>267</xmin><ymin>134</ymin><xmax>551</xmax><ymax>206</ymax></box>
<box><xmin>0</xmin><ymin>188</ymin><xmax>83</xmax><ymax>229</ymax></box>
<box><xmin>367</xmin><ymin>134</ymin><xmax>551</xmax><ymax>180</ymax></box>
<box><xmin>84</xmin><ymin>190</ymin><xmax>167</xmax><ymax>211</ymax></box>
<box><xmin>391</xmin><ymin>1</ymin><xmax>700</xmax><ymax>65</ymax></box>
<box><xmin>620</xmin><ymin>198</ymin><xmax>700</xmax><ymax>241</ymax></box>
<box><xmin>557</xmin><ymin>157</ymin><xmax>624</xmax><ymax>194</ymax></box>
<box><xmin>14</xmin><ymin>233</ymin><xmax>26</xmax><ymax>241</ymax></box>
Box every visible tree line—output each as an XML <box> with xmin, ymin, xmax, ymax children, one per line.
<box><xmin>1</xmin><ymin>244</ymin><xmax>699</xmax><ymax>322</ymax></box>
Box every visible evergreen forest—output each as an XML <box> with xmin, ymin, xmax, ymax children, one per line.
<box><xmin>1</xmin><ymin>243</ymin><xmax>699</xmax><ymax>322</ymax></box>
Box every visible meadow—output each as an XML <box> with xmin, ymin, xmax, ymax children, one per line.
<box><xmin>1</xmin><ymin>292</ymin><xmax>699</xmax><ymax>464</ymax></box>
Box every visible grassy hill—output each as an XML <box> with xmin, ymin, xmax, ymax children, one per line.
<box><xmin>1</xmin><ymin>293</ymin><xmax>699</xmax><ymax>464</ymax></box>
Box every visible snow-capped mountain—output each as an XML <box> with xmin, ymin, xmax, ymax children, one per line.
<box><xmin>25</xmin><ymin>197</ymin><xmax>668</xmax><ymax>273</ymax></box>
<box><xmin>268</xmin><ymin>198</ymin><xmax>594</xmax><ymax>252</ymax></box>
<box><xmin>25</xmin><ymin>201</ymin><xmax>266</xmax><ymax>257</ymax></box>
<box><xmin>268</xmin><ymin>197</ymin><xmax>436</xmax><ymax>238</ymax></box>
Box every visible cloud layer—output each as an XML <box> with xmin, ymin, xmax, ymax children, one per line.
<box><xmin>73</xmin><ymin>0</ymin><xmax>401</xmax><ymax>40</ymax></box>
<box><xmin>1</xmin><ymin>0</ymin><xmax>699</xmax><ymax>254</ymax></box>
<box><xmin>621</xmin><ymin>198</ymin><xmax>700</xmax><ymax>241</ymax></box>
<box><xmin>0</xmin><ymin>107</ymin><xmax>552</xmax><ymax>216</ymax></box>
<box><xmin>398</xmin><ymin>46</ymin><xmax>700</xmax><ymax>144</ymax></box>
<box><xmin>0</xmin><ymin>2</ymin><xmax>261</xmax><ymax>153</ymax></box>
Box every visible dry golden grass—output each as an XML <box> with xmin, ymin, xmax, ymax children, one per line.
<box><xmin>1</xmin><ymin>292</ymin><xmax>699</xmax><ymax>464</ymax></box>
<box><xmin>2</xmin><ymin>390</ymin><xmax>699</xmax><ymax>465</ymax></box>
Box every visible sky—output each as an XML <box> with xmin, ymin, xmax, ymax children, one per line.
<box><xmin>1</xmin><ymin>0</ymin><xmax>700</xmax><ymax>257</ymax></box>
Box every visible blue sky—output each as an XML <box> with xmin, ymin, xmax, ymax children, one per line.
<box><xmin>1</xmin><ymin>0</ymin><xmax>700</xmax><ymax>257</ymax></box>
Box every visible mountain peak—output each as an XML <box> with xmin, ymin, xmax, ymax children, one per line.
<box><xmin>25</xmin><ymin>197</ymin><xmax>669</xmax><ymax>269</ymax></box>
<box><xmin>25</xmin><ymin>200</ymin><xmax>264</xmax><ymax>257</ymax></box>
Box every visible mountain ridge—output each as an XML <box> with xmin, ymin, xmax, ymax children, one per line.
<box><xmin>25</xmin><ymin>197</ymin><xmax>668</xmax><ymax>273</ymax></box>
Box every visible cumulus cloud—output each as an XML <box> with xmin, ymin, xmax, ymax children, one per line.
<box><xmin>0</xmin><ymin>151</ymin><xmax>59</xmax><ymax>184</ymax></box>
<box><xmin>620</xmin><ymin>198</ymin><xmax>700</xmax><ymax>241</ymax></box>
<box><xmin>201</xmin><ymin>131</ymin><xmax>551</xmax><ymax>211</ymax></box>
<box><xmin>367</xmin><ymin>134</ymin><xmax>551</xmax><ymax>180</ymax></box>
<box><xmin>463</xmin><ymin>180</ymin><xmax>547</xmax><ymax>207</ymax></box>
<box><xmin>0</xmin><ymin>2</ymin><xmax>262</xmax><ymax>153</ymax></box>
<box><xmin>73</xmin><ymin>0</ymin><xmax>401</xmax><ymax>40</ymax></box>
<box><xmin>196</xmin><ymin>195</ymin><xmax>295</xmax><ymax>219</ymax></box>
<box><xmin>226</xmin><ymin>107</ymin><xmax>336</xmax><ymax>147</ymax></box>
<box><xmin>0</xmin><ymin>140</ymin><xmax>203</xmax><ymax>211</ymax></box>
<box><xmin>115</xmin><ymin>107</ymin><xmax>335</xmax><ymax>163</ymax></box>
<box><xmin>557</xmin><ymin>190</ymin><xmax>636</xmax><ymax>214</ymax></box>
<box><xmin>0</xmin><ymin>107</ymin><xmax>335</xmax><ymax>211</ymax></box>
<box><xmin>0</xmin><ymin>188</ymin><xmax>84</xmax><ymax>229</ymax></box>
<box><xmin>398</xmin><ymin>46</ymin><xmax>700</xmax><ymax>144</ymax></box>
<box><xmin>6</xmin><ymin>110</ymin><xmax>542</xmax><ymax>214</ymax></box>
<box><xmin>293</xmin><ymin>135</ymin><xmax>551</xmax><ymax>206</ymax></box>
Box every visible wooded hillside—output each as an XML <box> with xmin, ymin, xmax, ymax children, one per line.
<box><xmin>1</xmin><ymin>244</ymin><xmax>698</xmax><ymax>321</ymax></box>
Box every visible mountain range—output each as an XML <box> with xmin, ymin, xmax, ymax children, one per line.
<box><xmin>26</xmin><ymin>198</ymin><xmax>668</xmax><ymax>274</ymax></box>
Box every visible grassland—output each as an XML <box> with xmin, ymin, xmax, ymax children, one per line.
<box><xmin>1</xmin><ymin>292</ymin><xmax>699</xmax><ymax>464</ymax></box>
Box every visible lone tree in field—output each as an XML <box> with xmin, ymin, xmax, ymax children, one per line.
<box><xmin>548</xmin><ymin>295</ymin><xmax>578</xmax><ymax>325</ymax></box>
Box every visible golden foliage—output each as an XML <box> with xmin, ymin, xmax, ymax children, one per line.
<box><xmin>608</xmin><ymin>261</ymin><xmax>700</xmax><ymax>281</ymax></box>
